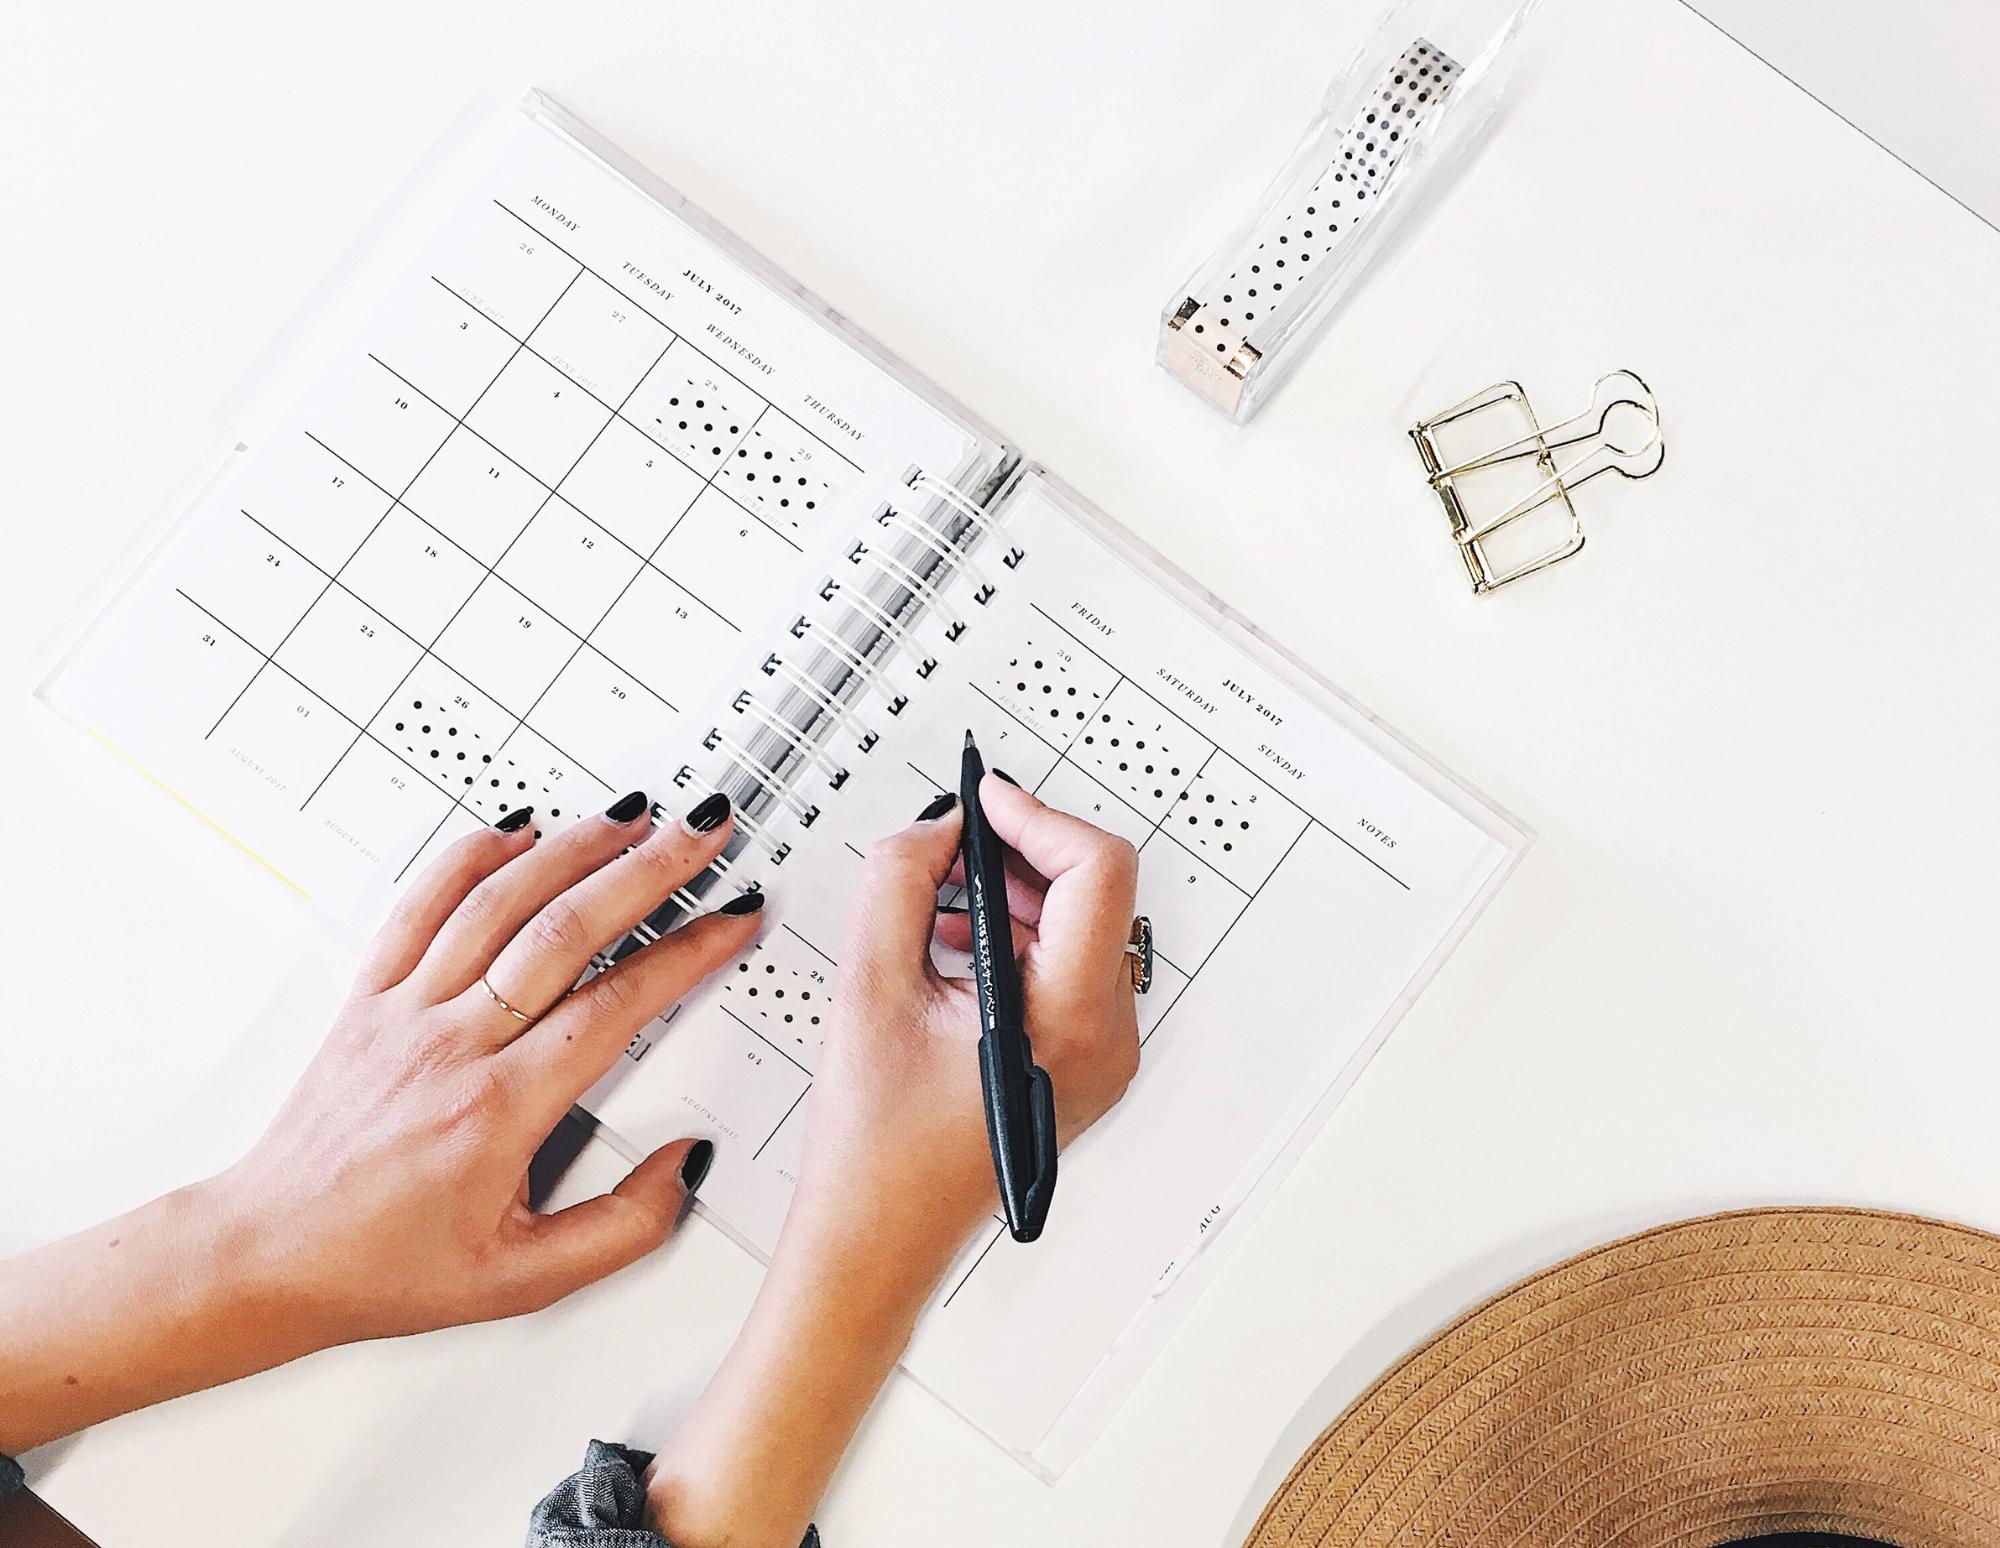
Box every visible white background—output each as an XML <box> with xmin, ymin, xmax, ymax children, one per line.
<box><xmin>5</xmin><ymin>1</ymin><xmax>2000</xmax><ymax>1544</ymax></box>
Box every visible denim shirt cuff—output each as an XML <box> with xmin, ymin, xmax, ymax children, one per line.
<box><xmin>527</xmin><ymin>1440</ymin><xmax>818</xmax><ymax>1548</ymax></box>
<box><xmin>0</xmin><ymin>1452</ymin><xmax>23</xmax><ymax>1504</ymax></box>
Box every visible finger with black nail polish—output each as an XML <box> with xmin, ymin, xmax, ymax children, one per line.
<box><xmin>604</xmin><ymin>790</ymin><xmax>649</xmax><ymax>823</ymax></box>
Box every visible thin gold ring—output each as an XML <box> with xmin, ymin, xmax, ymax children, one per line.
<box><xmin>479</xmin><ymin>974</ymin><xmax>538</xmax><ymax>1025</ymax></box>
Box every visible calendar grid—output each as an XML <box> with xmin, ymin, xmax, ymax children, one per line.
<box><xmin>296</xmin><ymin>263</ymin><xmax>687</xmax><ymax>816</ymax></box>
<box><xmin>250</xmin><ymin>199</ymin><xmax>867</xmax><ymax>858</ymax></box>
<box><xmin>266</xmin><ymin>446</ymin><xmax>690</xmax><ymax>713</ymax></box>
<box><xmin>222</xmin><ymin>506</ymin><xmax>644</xmax><ymax>791</ymax></box>
<box><xmin>492</xmin><ymin>199</ymin><xmax>865</xmax><ymax>481</ymax></box>
<box><xmin>896</xmin><ymin>590</ymin><xmax>1330</xmax><ymax>1313</ymax></box>
<box><xmin>419</xmin><ymin>289</ymin><xmax>803</xmax><ymax>559</ymax></box>
<box><xmin>1025</xmin><ymin>603</ymin><xmax>1411</xmax><ymax>891</ymax></box>
<box><xmin>308</xmin><ymin>380</ymin><xmax>742</xmax><ymax>637</ymax></box>
<box><xmin>430</xmin><ymin>275</ymin><xmax>824</xmax><ymax>560</ymax></box>
<box><xmin>717</xmin><ymin>1006</ymin><xmax>813</xmax><ymax>1079</ymax></box>
<box><xmin>899</xmin><ymin>596</ymin><xmax>1382</xmax><ymax>1038</ymax></box>
<box><xmin>389</xmin><ymin>321</ymin><xmax>785</xmax><ymax>871</ymax></box>
<box><xmin>962</xmin><ymin>659</ymin><xmax>1250</xmax><ymax>975</ymax></box>
<box><xmin>204</xmin><ymin>271</ymin><xmax>586</xmax><ymax>748</ymax></box>
<box><xmin>175</xmin><ymin>564</ymin><xmax>612</xmax><ymax>842</ymax></box>
<box><xmin>232</xmin><ymin>506</ymin><xmax>656</xmax><ymax>732</ymax></box>
<box><xmin>959</xmin><ymin>666</ymin><xmax>1241</xmax><ymax>892</ymax></box>
<box><xmin>174</xmin><ymin>589</ymin><xmax>442</xmax><ymax>795</ymax></box>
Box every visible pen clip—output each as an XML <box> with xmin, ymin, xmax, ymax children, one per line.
<box><xmin>1011</xmin><ymin>1062</ymin><xmax>1059</xmax><ymax>1243</ymax></box>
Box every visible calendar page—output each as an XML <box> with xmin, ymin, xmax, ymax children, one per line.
<box><xmin>44</xmin><ymin>97</ymin><xmax>1521</xmax><ymax>1478</ymax></box>
<box><xmin>43</xmin><ymin>101</ymin><xmax>991</xmax><ymax>931</ymax></box>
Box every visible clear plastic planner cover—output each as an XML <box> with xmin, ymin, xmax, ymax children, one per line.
<box><xmin>1160</xmin><ymin>0</ymin><xmax>1541</xmax><ymax>421</ymax></box>
<box><xmin>39</xmin><ymin>91</ymin><xmax>1526</xmax><ymax>1479</ymax></box>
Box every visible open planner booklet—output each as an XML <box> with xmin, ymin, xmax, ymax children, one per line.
<box><xmin>42</xmin><ymin>93</ymin><xmax>1525</xmax><ymax>1476</ymax></box>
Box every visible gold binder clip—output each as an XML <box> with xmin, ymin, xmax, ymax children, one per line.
<box><xmin>1409</xmin><ymin>369</ymin><xmax>1664</xmax><ymax>593</ymax></box>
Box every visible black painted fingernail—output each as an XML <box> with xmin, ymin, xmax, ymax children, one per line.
<box><xmin>718</xmin><ymin>890</ymin><xmax>765</xmax><ymax>916</ymax></box>
<box><xmin>680</xmin><ymin>1138</ymin><xmax>715</xmax><ymax>1197</ymax></box>
<box><xmin>916</xmin><ymin>791</ymin><xmax>957</xmax><ymax>821</ymax></box>
<box><xmin>992</xmin><ymin>769</ymin><xmax>1019</xmax><ymax>787</ymax></box>
<box><xmin>605</xmin><ymin>790</ymin><xmax>648</xmax><ymax>823</ymax></box>
<box><xmin>495</xmin><ymin>806</ymin><xmax>535</xmax><ymax>833</ymax></box>
<box><xmin>684</xmin><ymin>791</ymin><xmax>730</xmax><ymax>833</ymax></box>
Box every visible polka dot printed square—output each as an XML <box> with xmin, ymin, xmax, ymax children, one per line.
<box><xmin>723</xmin><ymin>930</ymin><xmax>836</xmax><ymax>1070</ymax></box>
<box><xmin>989</xmin><ymin>634</ymin><xmax>1119</xmax><ymax>752</ymax></box>
<box><xmin>1069</xmin><ymin>679</ymin><xmax>1211</xmax><ymax>824</ymax></box>
<box><xmin>1168</xmin><ymin>751</ymin><xmax>1311</xmax><ymax>893</ymax></box>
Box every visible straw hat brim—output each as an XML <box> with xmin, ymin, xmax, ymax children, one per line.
<box><xmin>1242</xmin><ymin>1208</ymin><xmax>2000</xmax><ymax>1548</ymax></box>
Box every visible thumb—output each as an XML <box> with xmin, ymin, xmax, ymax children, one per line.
<box><xmin>843</xmin><ymin>793</ymin><xmax>962</xmax><ymax>980</ymax></box>
<box><xmin>514</xmin><ymin>1137</ymin><xmax>712</xmax><ymax>1308</ymax></box>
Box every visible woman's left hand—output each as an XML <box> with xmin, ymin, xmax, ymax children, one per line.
<box><xmin>222</xmin><ymin>793</ymin><xmax>761</xmax><ymax>1346</ymax></box>
<box><xmin>0</xmin><ymin>793</ymin><xmax>761</xmax><ymax>1456</ymax></box>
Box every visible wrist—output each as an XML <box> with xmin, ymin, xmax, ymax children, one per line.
<box><xmin>642</xmin><ymin>1179</ymin><xmax>983</xmax><ymax>1545</ymax></box>
<box><xmin>768</xmin><ymin>1177</ymin><xmax>989</xmax><ymax>1338</ymax></box>
<box><xmin>188</xmin><ymin>1169</ymin><xmax>343</xmax><ymax>1364</ymax></box>
<box><xmin>0</xmin><ymin>1177</ymin><xmax>328</xmax><ymax>1455</ymax></box>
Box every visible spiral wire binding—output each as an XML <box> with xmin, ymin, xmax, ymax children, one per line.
<box><xmin>818</xmin><ymin>578</ymin><xmax>937</xmax><ymax>677</ymax></box>
<box><xmin>735</xmin><ymin>463</ymin><xmax>1014</xmax><ymax>825</ymax></box>
<box><xmin>593</xmin><ymin>459</ymin><xmax>1020</xmax><ymax>1021</ymax></box>
<box><xmin>709</xmin><ymin>726</ymin><xmax>820</xmax><ymax>823</ymax></box>
<box><xmin>848</xmin><ymin>542</ymin><xmax>967</xmax><ymax>637</ymax></box>
<box><xmin>912</xmin><ymin>470</ymin><xmax>1024</xmax><ymax>572</ymax></box>
<box><xmin>735</xmin><ymin>691</ymin><xmax>850</xmax><ymax>786</ymax></box>
<box><xmin>911</xmin><ymin>470</ymin><xmax>998</xmax><ymax>539</ymax></box>
<box><xmin>791</xmin><ymin>615</ymin><xmax>905</xmax><ymax>711</ymax></box>
<box><xmin>763</xmin><ymin>652</ymin><xmax>877</xmax><ymax>749</ymax></box>
<box><xmin>878</xmin><ymin>506</ymin><xmax>992</xmax><ymax>599</ymax></box>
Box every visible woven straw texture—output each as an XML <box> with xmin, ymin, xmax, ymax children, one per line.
<box><xmin>1241</xmin><ymin>1209</ymin><xmax>2000</xmax><ymax>1548</ymax></box>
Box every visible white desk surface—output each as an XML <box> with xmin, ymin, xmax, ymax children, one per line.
<box><xmin>5</xmin><ymin>0</ymin><xmax>1999</xmax><ymax>1542</ymax></box>
<box><xmin>1687</xmin><ymin>0</ymin><xmax>2000</xmax><ymax>231</ymax></box>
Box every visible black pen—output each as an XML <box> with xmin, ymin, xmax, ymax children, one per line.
<box><xmin>959</xmin><ymin>730</ymin><xmax>1059</xmax><ymax>1242</ymax></box>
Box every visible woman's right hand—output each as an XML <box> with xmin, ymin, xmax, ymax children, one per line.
<box><xmin>792</xmin><ymin>775</ymin><xmax>1143</xmax><ymax>1299</ymax></box>
<box><xmin>642</xmin><ymin>778</ymin><xmax>1142</xmax><ymax>1547</ymax></box>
